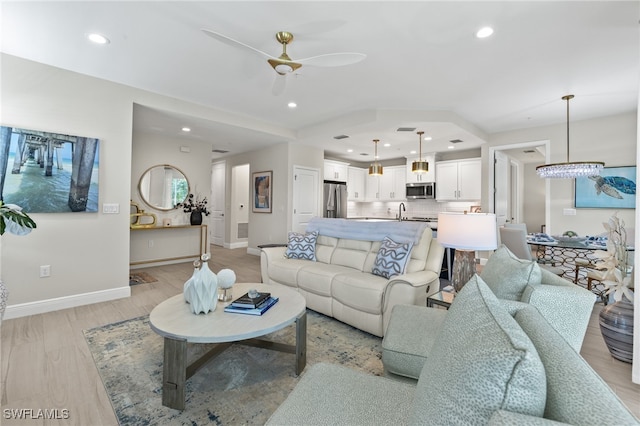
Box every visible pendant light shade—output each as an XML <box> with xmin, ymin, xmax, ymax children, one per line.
<box><xmin>536</xmin><ymin>95</ymin><xmax>604</xmax><ymax>179</ymax></box>
<box><xmin>412</xmin><ymin>131</ymin><xmax>429</xmax><ymax>173</ymax></box>
<box><xmin>369</xmin><ymin>139</ymin><xmax>383</xmax><ymax>175</ymax></box>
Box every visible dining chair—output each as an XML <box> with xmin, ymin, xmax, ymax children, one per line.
<box><xmin>499</xmin><ymin>227</ymin><xmax>564</xmax><ymax>276</ymax></box>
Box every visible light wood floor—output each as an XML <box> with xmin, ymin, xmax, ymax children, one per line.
<box><xmin>1</xmin><ymin>245</ymin><xmax>638</xmax><ymax>425</ymax></box>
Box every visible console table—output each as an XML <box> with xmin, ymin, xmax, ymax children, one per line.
<box><xmin>130</xmin><ymin>224</ymin><xmax>207</xmax><ymax>266</ymax></box>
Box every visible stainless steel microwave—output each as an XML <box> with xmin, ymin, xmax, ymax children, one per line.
<box><xmin>406</xmin><ymin>182</ymin><xmax>436</xmax><ymax>199</ymax></box>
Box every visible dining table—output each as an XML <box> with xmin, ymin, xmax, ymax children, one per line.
<box><xmin>526</xmin><ymin>235</ymin><xmax>634</xmax><ymax>298</ymax></box>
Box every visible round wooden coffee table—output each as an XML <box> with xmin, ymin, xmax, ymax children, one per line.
<box><xmin>149</xmin><ymin>282</ymin><xmax>307</xmax><ymax>410</ymax></box>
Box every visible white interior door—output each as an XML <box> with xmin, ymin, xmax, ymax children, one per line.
<box><xmin>293</xmin><ymin>166</ymin><xmax>319</xmax><ymax>233</ymax></box>
<box><xmin>210</xmin><ymin>161</ymin><xmax>226</xmax><ymax>246</ymax></box>
<box><xmin>494</xmin><ymin>150</ymin><xmax>509</xmax><ymax>227</ymax></box>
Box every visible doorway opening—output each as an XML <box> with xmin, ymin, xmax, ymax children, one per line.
<box><xmin>489</xmin><ymin>140</ymin><xmax>550</xmax><ymax>233</ymax></box>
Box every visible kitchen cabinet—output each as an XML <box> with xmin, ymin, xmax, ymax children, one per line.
<box><xmin>347</xmin><ymin>167</ymin><xmax>366</xmax><ymax>201</ymax></box>
<box><xmin>324</xmin><ymin>160</ymin><xmax>349</xmax><ymax>182</ymax></box>
<box><xmin>367</xmin><ymin>166</ymin><xmax>406</xmax><ymax>201</ymax></box>
<box><xmin>406</xmin><ymin>154</ymin><xmax>436</xmax><ymax>183</ymax></box>
<box><xmin>435</xmin><ymin>158</ymin><xmax>481</xmax><ymax>201</ymax></box>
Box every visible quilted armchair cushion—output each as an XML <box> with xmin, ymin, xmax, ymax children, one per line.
<box><xmin>410</xmin><ymin>275</ymin><xmax>547</xmax><ymax>424</ymax></box>
<box><xmin>481</xmin><ymin>245</ymin><xmax>542</xmax><ymax>300</ymax></box>
<box><xmin>372</xmin><ymin>236</ymin><xmax>414</xmax><ymax>279</ymax></box>
<box><xmin>285</xmin><ymin>231</ymin><xmax>318</xmax><ymax>261</ymax></box>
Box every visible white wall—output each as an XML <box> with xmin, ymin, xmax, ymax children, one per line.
<box><xmin>0</xmin><ymin>54</ymin><xmax>293</xmax><ymax>317</ymax></box>
<box><xmin>485</xmin><ymin>112</ymin><xmax>637</xmax><ymax>236</ymax></box>
<box><xmin>230</xmin><ymin>163</ymin><xmax>249</xmax><ymax>245</ymax></box>
<box><xmin>523</xmin><ymin>163</ymin><xmax>545</xmax><ymax>233</ymax></box>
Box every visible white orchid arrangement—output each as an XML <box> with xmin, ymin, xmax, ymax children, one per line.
<box><xmin>592</xmin><ymin>212</ymin><xmax>634</xmax><ymax>302</ymax></box>
<box><xmin>0</xmin><ymin>201</ymin><xmax>37</xmax><ymax>236</ymax></box>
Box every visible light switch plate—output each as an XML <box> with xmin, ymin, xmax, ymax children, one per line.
<box><xmin>563</xmin><ymin>208</ymin><xmax>576</xmax><ymax>216</ymax></box>
<box><xmin>103</xmin><ymin>203</ymin><xmax>119</xmax><ymax>214</ymax></box>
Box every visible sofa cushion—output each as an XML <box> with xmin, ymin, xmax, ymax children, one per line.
<box><xmin>332</xmin><ymin>272</ymin><xmax>390</xmax><ymax>315</ymax></box>
<box><xmin>267</xmin><ymin>257</ymin><xmax>309</xmax><ymax>287</ymax></box>
<box><xmin>266</xmin><ymin>363</ymin><xmax>416</xmax><ymax>425</ymax></box>
<box><xmin>514</xmin><ymin>306</ymin><xmax>639</xmax><ymax>425</ymax></box>
<box><xmin>372</xmin><ymin>236</ymin><xmax>414</xmax><ymax>279</ymax></box>
<box><xmin>410</xmin><ymin>275</ymin><xmax>547</xmax><ymax>425</ymax></box>
<box><xmin>297</xmin><ymin>263</ymin><xmax>356</xmax><ymax>297</ymax></box>
<box><xmin>285</xmin><ymin>231</ymin><xmax>318</xmax><ymax>261</ymax></box>
<box><xmin>480</xmin><ymin>245</ymin><xmax>542</xmax><ymax>300</ymax></box>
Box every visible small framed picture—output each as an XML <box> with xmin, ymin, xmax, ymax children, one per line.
<box><xmin>252</xmin><ymin>170</ymin><xmax>272</xmax><ymax>213</ymax></box>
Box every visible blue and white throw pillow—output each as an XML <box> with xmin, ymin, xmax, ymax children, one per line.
<box><xmin>285</xmin><ymin>231</ymin><xmax>318</xmax><ymax>261</ymax></box>
<box><xmin>372</xmin><ymin>236</ymin><xmax>414</xmax><ymax>279</ymax></box>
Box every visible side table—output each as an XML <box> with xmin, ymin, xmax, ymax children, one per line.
<box><xmin>426</xmin><ymin>290</ymin><xmax>455</xmax><ymax>309</ymax></box>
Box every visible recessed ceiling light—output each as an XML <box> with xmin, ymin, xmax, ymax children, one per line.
<box><xmin>410</xmin><ymin>150</ymin><xmax>417</xmax><ymax>155</ymax></box>
<box><xmin>448</xmin><ymin>146</ymin><xmax>455</xmax><ymax>150</ymax></box>
<box><xmin>287</xmin><ymin>102</ymin><xmax>297</xmax><ymax>108</ymax></box>
<box><xmin>88</xmin><ymin>33</ymin><xmax>110</xmax><ymax>44</ymax></box>
<box><xmin>181</xmin><ymin>127</ymin><xmax>191</xmax><ymax>132</ymax></box>
<box><xmin>383</xmin><ymin>143</ymin><xmax>391</xmax><ymax>147</ymax></box>
<box><xmin>424</xmin><ymin>136</ymin><xmax>433</xmax><ymax>141</ymax></box>
<box><xmin>476</xmin><ymin>27</ymin><xmax>494</xmax><ymax>39</ymax></box>
<box><xmin>347</xmin><ymin>149</ymin><xmax>353</xmax><ymax>153</ymax></box>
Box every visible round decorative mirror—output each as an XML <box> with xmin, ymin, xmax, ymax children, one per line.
<box><xmin>138</xmin><ymin>164</ymin><xmax>189</xmax><ymax>211</ymax></box>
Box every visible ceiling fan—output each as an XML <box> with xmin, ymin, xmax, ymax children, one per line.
<box><xmin>201</xmin><ymin>29</ymin><xmax>366</xmax><ymax>94</ymax></box>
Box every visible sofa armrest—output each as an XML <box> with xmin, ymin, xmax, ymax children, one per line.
<box><xmin>521</xmin><ymin>283</ymin><xmax>596</xmax><ymax>351</ymax></box>
<box><xmin>489</xmin><ymin>410</ymin><xmax>569</xmax><ymax>425</ymax></box>
<box><xmin>260</xmin><ymin>246</ymin><xmax>287</xmax><ymax>283</ymax></box>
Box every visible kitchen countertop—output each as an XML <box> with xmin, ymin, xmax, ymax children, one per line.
<box><xmin>347</xmin><ymin>217</ymin><xmax>437</xmax><ymax>229</ymax></box>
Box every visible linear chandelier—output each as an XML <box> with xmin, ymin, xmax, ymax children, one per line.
<box><xmin>412</xmin><ymin>131</ymin><xmax>429</xmax><ymax>173</ymax></box>
<box><xmin>368</xmin><ymin>139</ymin><xmax>383</xmax><ymax>176</ymax></box>
<box><xmin>536</xmin><ymin>94</ymin><xmax>604</xmax><ymax>179</ymax></box>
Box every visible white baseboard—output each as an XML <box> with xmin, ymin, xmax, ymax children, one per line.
<box><xmin>3</xmin><ymin>286</ymin><xmax>131</xmax><ymax>320</ymax></box>
<box><xmin>228</xmin><ymin>241</ymin><xmax>248</xmax><ymax>250</ymax></box>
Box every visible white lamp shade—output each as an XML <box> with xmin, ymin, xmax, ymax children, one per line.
<box><xmin>437</xmin><ymin>212</ymin><xmax>498</xmax><ymax>250</ymax></box>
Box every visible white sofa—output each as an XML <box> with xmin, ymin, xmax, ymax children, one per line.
<box><xmin>260</xmin><ymin>218</ymin><xmax>445</xmax><ymax>337</ymax></box>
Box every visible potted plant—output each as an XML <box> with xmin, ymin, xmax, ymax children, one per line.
<box><xmin>595</xmin><ymin>212</ymin><xmax>634</xmax><ymax>363</ymax></box>
<box><xmin>176</xmin><ymin>194</ymin><xmax>210</xmax><ymax>225</ymax></box>
<box><xmin>0</xmin><ymin>201</ymin><xmax>37</xmax><ymax>320</ymax></box>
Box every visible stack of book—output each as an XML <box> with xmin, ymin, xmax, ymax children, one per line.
<box><xmin>224</xmin><ymin>291</ymin><xmax>279</xmax><ymax>316</ymax></box>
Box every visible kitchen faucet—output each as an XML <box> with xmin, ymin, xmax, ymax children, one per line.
<box><xmin>398</xmin><ymin>202</ymin><xmax>406</xmax><ymax>221</ymax></box>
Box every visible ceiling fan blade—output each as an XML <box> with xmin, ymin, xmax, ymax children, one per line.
<box><xmin>296</xmin><ymin>52</ymin><xmax>366</xmax><ymax>67</ymax></box>
<box><xmin>201</xmin><ymin>29</ymin><xmax>276</xmax><ymax>60</ymax></box>
<box><xmin>272</xmin><ymin>74</ymin><xmax>287</xmax><ymax>96</ymax></box>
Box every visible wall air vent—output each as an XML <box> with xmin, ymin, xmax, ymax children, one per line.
<box><xmin>523</xmin><ymin>149</ymin><xmax>536</xmax><ymax>154</ymax></box>
<box><xmin>212</xmin><ymin>149</ymin><xmax>230</xmax><ymax>153</ymax></box>
<box><xmin>397</xmin><ymin>127</ymin><xmax>416</xmax><ymax>132</ymax></box>
<box><xmin>449</xmin><ymin>139</ymin><xmax>464</xmax><ymax>144</ymax></box>
<box><xmin>333</xmin><ymin>134</ymin><xmax>349</xmax><ymax>140</ymax></box>
<box><xmin>360</xmin><ymin>153</ymin><xmax>369</xmax><ymax>156</ymax></box>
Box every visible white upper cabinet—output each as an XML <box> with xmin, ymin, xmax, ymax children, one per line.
<box><xmin>347</xmin><ymin>167</ymin><xmax>366</xmax><ymax>201</ymax></box>
<box><xmin>377</xmin><ymin>166</ymin><xmax>407</xmax><ymax>201</ymax></box>
<box><xmin>435</xmin><ymin>158</ymin><xmax>481</xmax><ymax>201</ymax></box>
<box><xmin>324</xmin><ymin>160</ymin><xmax>349</xmax><ymax>182</ymax></box>
<box><xmin>406</xmin><ymin>154</ymin><xmax>436</xmax><ymax>183</ymax></box>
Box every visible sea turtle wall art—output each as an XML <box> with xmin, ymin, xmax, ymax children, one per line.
<box><xmin>575</xmin><ymin>166</ymin><xmax>636</xmax><ymax>209</ymax></box>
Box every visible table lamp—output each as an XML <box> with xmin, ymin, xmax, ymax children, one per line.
<box><xmin>437</xmin><ymin>212</ymin><xmax>498</xmax><ymax>292</ymax></box>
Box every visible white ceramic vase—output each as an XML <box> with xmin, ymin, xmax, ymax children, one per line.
<box><xmin>183</xmin><ymin>259</ymin><xmax>201</xmax><ymax>303</ymax></box>
<box><xmin>187</xmin><ymin>254</ymin><xmax>218</xmax><ymax>314</ymax></box>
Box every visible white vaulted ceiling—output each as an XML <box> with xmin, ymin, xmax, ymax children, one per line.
<box><xmin>1</xmin><ymin>1</ymin><xmax>638</xmax><ymax>161</ymax></box>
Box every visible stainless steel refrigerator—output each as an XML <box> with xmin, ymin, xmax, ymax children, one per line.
<box><xmin>323</xmin><ymin>182</ymin><xmax>348</xmax><ymax>218</ymax></box>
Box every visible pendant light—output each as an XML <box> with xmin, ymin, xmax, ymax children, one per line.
<box><xmin>368</xmin><ymin>139</ymin><xmax>383</xmax><ymax>176</ymax></box>
<box><xmin>412</xmin><ymin>131</ymin><xmax>429</xmax><ymax>173</ymax></box>
<box><xmin>536</xmin><ymin>95</ymin><xmax>604</xmax><ymax>178</ymax></box>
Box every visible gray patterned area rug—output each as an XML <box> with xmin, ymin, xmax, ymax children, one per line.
<box><xmin>83</xmin><ymin>310</ymin><xmax>383</xmax><ymax>425</ymax></box>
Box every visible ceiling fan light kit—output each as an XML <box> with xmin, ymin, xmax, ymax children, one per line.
<box><xmin>412</xmin><ymin>130</ymin><xmax>429</xmax><ymax>173</ymax></box>
<box><xmin>369</xmin><ymin>139</ymin><xmax>383</xmax><ymax>176</ymax></box>
<box><xmin>536</xmin><ymin>94</ymin><xmax>604</xmax><ymax>179</ymax></box>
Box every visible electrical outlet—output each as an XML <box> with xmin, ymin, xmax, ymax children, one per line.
<box><xmin>40</xmin><ymin>265</ymin><xmax>51</xmax><ymax>278</ymax></box>
<box><xmin>563</xmin><ymin>208</ymin><xmax>577</xmax><ymax>216</ymax></box>
<box><xmin>148</xmin><ymin>240</ymin><xmax>154</xmax><ymax>248</ymax></box>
